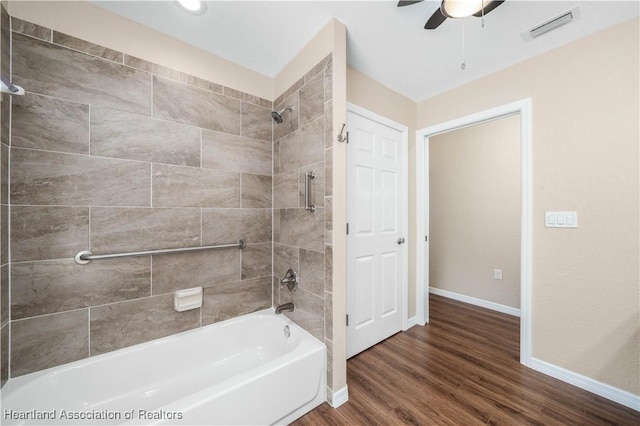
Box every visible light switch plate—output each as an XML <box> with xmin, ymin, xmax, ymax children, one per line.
<box><xmin>545</xmin><ymin>211</ymin><xmax>578</xmax><ymax>228</ymax></box>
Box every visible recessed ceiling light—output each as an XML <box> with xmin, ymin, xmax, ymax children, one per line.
<box><xmin>175</xmin><ymin>0</ymin><xmax>207</xmax><ymax>15</ymax></box>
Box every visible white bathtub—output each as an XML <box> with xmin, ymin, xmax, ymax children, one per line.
<box><xmin>1</xmin><ymin>309</ymin><xmax>326</xmax><ymax>425</ymax></box>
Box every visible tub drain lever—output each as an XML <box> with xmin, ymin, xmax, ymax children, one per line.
<box><xmin>280</xmin><ymin>269</ymin><xmax>298</xmax><ymax>292</ymax></box>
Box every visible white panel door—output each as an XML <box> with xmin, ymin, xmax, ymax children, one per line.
<box><xmin>347</xmin><ymin>111</ymin><xmax>406</xmax><ymax>358</ymax></box>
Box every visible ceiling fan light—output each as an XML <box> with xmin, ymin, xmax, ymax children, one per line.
<box><xmin>175</xmin><ymin>0</ymin><xmax>207</xmax><ymax>15</ymax></box>
<box><xmin>441</xmin><ymin>0</ymin><xmax>488</xmax><ymax>18</ymax></box>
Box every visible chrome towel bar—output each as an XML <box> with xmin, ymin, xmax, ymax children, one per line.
<box><xmin>74</xmin><ymin>240</ymin><xmax>246</xmax><ymax>265</ymax></box>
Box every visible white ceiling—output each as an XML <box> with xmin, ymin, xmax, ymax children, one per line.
<box><xmin>94</xmin><ymin>1</ymin><xmax>639</xmax><ymax>102</ymax></box>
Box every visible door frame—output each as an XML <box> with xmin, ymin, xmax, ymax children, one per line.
<box><xmin>415</xmin><ymin>98</ymin><xmax>533</xmax><ymax>366</ymax></box>
<box><xmin>346</xmin><ymin>102</ymin><xmax>410</xmax><ymax>331</ymax></box>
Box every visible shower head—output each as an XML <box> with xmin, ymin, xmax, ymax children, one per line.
<box><xmin>271</xmin><ymin>105</ymin><xmax>294</xmax><ymax>124</ymax></box>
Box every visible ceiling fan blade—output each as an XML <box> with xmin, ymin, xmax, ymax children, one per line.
<box><xmin>425</xmin><ymin>8</ymin><xmax>447</xmax><ymax>29</ymax></box>
<box><xmin>472</xmin><ymin>0</ymin><xmax>505</xmax><ymax>17</ymax></box>
<box><xmin>397</xmin><ymin>0</ymin><xmax>424</xmax><ymax>6</ymax></box>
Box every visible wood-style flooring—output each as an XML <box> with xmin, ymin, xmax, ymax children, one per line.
<box><xmin>293</xmin><ymin>295</ymin><xmax>639</xmax><ymax>425</ymax></box>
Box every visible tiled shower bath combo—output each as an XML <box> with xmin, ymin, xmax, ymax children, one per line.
<box><xmin>0</xmin><ymin>6</ymin><xmax>335</xmax><ymax>424</ymax></box>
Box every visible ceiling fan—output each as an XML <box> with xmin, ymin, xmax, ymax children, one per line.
<box><xmin>398</xmin><ymin>0</ymin><xmax>505</xmax><ymax>30</ymax></box>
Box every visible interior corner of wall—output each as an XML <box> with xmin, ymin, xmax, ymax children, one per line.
<box><xmin>273</xmin><ymin>17</ymin><xmax>343</xmax><ymax>99</ymax></box>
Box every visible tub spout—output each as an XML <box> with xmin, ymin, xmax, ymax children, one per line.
<box><xmin>275</xmin><ymin>302</ymin><xmax>295</xmax><ymax>314</ymax></box>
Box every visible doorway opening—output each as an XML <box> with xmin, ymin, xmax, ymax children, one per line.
<box><xmin>415</xmin><ymin>99</ymin><xmax>532</xmax><ymax>366</ymax></box>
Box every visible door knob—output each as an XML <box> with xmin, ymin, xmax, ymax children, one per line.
<box><xmin>397</xmin><ymin>237</ymin><xmax>405</xmax><ymax>244</ymax></box>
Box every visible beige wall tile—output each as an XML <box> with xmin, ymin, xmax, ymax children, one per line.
<box><xmin>273</xmin><ymin>170</ymin><xmax>299</xmax><ymax>209</ymax></box>
<box><xmin>325</xmin><ymin>337</ymin><xmax>333</xmax><ymax>390</ymax></box>
<box><xmin>11</xmin><ymin>206</ymin><xmax>88</xmax><ymax>262</ymax></box>
<box><xmin>91</xmin><ymin>207</ymin><xmax>200</xmax><ymax>253</ymax></box>
<box><xmin>304</xmin><ymin>55</ymin><xmax>331</xmax><ymax>84</ymax></box>
<box><xmin>124</xmin><ymin>55</ymin><xmax>181</xmax><ymax>84</ymax></box>
<box><xmin>180</xmin><ymin>73</ymin><xmax>226</xmax><ymax>95</ymax></box>
<box><xmin>11</xmin><ymin>17</ymin><xmax>51</xmax><ymax>41</ymax></box>
<box><xmin>11</xmin><ymin>258</ymin><xmax>150</xmax><ymax>319</ymax></box>
<box><xmin>11</xmin><ymin>310</ymin><xmax>89</xmax><ymax>377</ymax></box>
<box><xmin>324</xmin><ymin>55</ymin><xmax>333</xmax><ymax>101</ymax></box>
<box><xmin>10</xmin><ymin>148</ymin><xmax>151</xmax><ymax>206</ymax></box>
<box><xmin>202</xmin><ymin>277</ymin><xmax>271</xmax><ymax>325</ymax></box>
<box><xmin>279</xmin><ymin>117</ymin><xmax>324</xmax><ymax>173</ymax></box>
<box><xmin>241</xmin><ymin>174</ymin><xmax>272</xmax><ymax>208</ymax></box>
<box><xmin>202</xmin><ymin>208</ymin><xmax>271</xmax><ymax>245</ymax></box>
<box><xmin>53</xmin><ymin>31</ymin><xmax>123</xmax><ymax>62</ymax></box>
<box><xmin>325</xmin><ymin>147</ymin><xmax>333</xmax><ymax>197</ymax></box>
<box><xmin>152</xmin><ymin>164</ymin><xmax>240</xmax><ymax>208</ymax></box>
<box><xmin>273</xmin><ymin>242</ymin><xmax>299</xmax><ymax>282</ymax></box>
<box><xmin>324</xmin><ymin>100</ymin><xmax>333</xmax><ymax>149</ymax></box>
<box><xmin>13</xmin><ymin>33</ymin><xmax>150</xmax><ymax>115</ymax></box>
<box><xmin>1</xmin><ymin>95</ymin><xmax>8</xmax><ymax>146</ymax></box>
<box><xmin>273</xmin><ymin>140</ymin><xmax>281</xmax><ymax>175</ymax></box>
<box><xmin>1</xmin><ymin>324</ymin><xmax>7</xmax><ymax>387</ymax></box>
<box><xmin>281</xmin><ymin>287</ymin><xmax>324</xmax><ymax>341</ymax></box>
<box><xmin>90</xmin><ymin>294</ymin><xmax>199</xmax><ymax>355</ymax></box>
<box><xmin>325</xmin><ymin>196</ymin><xmax>333</xmax><ymax>244</ymax></box>
<box><xmin>241</xmin><ymin>242</ymin><xmax>272</xmax><ymax>280</ymax></box>
<box><xmin>12</xmin><ymin>93</ymin><xmax>89</xmax><ymax>154</ymax></box>
<box><xmin>1</xmin><ymin>205</ymin><xmax>6</xmax><ymax>266</ymax></box>
<box><xmin>1</xmin><ymin>143</ymin><xmax>7</xmax><ymax>204</ymax></box>
<box><xmin>299</xmin><ymin>73</ymin><xmax>324</xmax><ymax>127</ymax></box>
<box><xmin>324</xmin><ymin>291</ymin><xmax>333</xmax><ymax>342</ymax></box>
<box><xmin>1</xmin><ymin>7</ymin><xmax>8</xmax><ymax>78</ymax></box>
<box><xmin>274</xmin><ymin>77</ymin><xmax>303</xmax><ymax>107</ymax></box>
<box><xmin>153</xmin><ymin>76</ymin><xmax>240</xmax><ymax>134</ymax></box>
<box><xmin>278</xmin><ymin>208</ymin><xmax>324</xmax><ymax>253</ymax></box>
<box><xmin>241</xmin><ymin>102</ymin><xmax>272</xmax><ymax>142</ymax></box>
<box><xmin>152</xmin><ymin>249</ymin><xmax>240</xmax><ymax>295</ymax></box>
<box><xmin>202</xmin><ymin>130</ymin><xmax>271</xmax><ymax>176</ymax></box>
<box><xmin>0</xmin><ymin>266</ymin><xmax>7</xmax><ymax>327</ymax></box>
<box><xmin>325</xmin><ymin>245</ymin><xmax>333</xmax><ymax>293</ymax></box>
<box><xmin>299</xmin><ymin>248</ymin><xmax>324</xmax><ymax>297</ymax></box>
<box><xmin>223</xmin><ymin>87</ymin><xmax>271</xmax><ymax>108</ymax></box>
<box><xmin>91</xmin><ymin>107</ymin><xmax>201</xmax><ymax>166</ymax></box>
<box><xmin>272</xmin><ymin>276</ymin><xmax>281</xmax><ymax>306</ymax></box>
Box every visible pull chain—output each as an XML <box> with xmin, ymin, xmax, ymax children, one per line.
<box><xmin>460</xmin><ymin>20</ymin><xmax>466</xmax><ymax>70</ymax></box>
<box><xmin>481</xmin><ymin>0</ymin><xmax>485</xmax><ymax>28</ymax></box>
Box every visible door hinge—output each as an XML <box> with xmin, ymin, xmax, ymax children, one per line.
<box><xmin>425</xmin><ymin>235</ymin><xmax>428</xmax><ymax>241</ymax></box>
<box><xmin>345</xmin><ymin>131</ymin><xmax>349</xmax><ymax>143</ymax></box>
<box><xmin>346</xmin><ymin>223</ymin><xmax>349</xmax><ymax>235</ymax></box>
<box><xmin>346</xmin><ymin>314</ymin><xmax>349</xmax><ymax>326</ymax></box>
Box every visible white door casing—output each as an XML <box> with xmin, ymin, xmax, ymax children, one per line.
<box><xmin>346</xmin><ymin>105</ymin><xmax>408</xmax><ymax>359</ymax></box>
<box><xmin>415</xmin><ymin>98</ymin><xmax>533</xmax><ymax>365</ymax></box>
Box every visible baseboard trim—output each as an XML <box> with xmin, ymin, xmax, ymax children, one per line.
<box><xmin>429</xmin><ymin>287</ymin><xmax>521</xmax><ymax>317</ymax></box>
<box><xmin>405</xmin><ymin>315</ymin><xmax>418</xmax><ymax>329</ymax></box>
<box><xmin>328</xmin><ymin>385</ymin><xmax>349</xmax><ymax>408</ymax></box>
<box><xmin>531</xmin><ymin>358</ymin><xmax>640</xmax><ymax>412</ymax></box>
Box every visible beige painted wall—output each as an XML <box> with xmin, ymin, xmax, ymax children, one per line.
<box><xmin>418</xmin><ymin>18</ymin><xmax>639</xmax><ymax>394</ymax></box>
<box><xmin>346</xmin><ymin>67</ymin><xmax>418</xmax><ymax>317</ymax></box>
<box><xmin>8</xmin><ymin>0</ymin><xmax>272</xmax><ymax>99</ymax></box>
<box><xmin>429</xmin><ymin>116</ymin><xmax>521</xmax><ymax>308</ymax></box>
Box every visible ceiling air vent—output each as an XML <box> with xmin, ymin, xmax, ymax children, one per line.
<box><xmin>523</xmin><ymin>6</ymin><xmax>581</xmax><ymax>41</ymax></box>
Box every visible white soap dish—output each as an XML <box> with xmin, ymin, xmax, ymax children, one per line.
<box><xmin>174</xmin><ymin>287</ymin><xmax>202</xmax><ymax>312</ymax></box>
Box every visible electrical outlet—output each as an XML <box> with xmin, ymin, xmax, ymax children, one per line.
<box><xmin>494</xmin><ymin>269</ymin><xmax>503</xmax><ymax>280</ymax></box>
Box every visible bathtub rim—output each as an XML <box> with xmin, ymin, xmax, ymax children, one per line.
<box><xmin>1</xmin><ymin>307</ymin><xmax>326</xmax><ymax>397</ymax></box>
